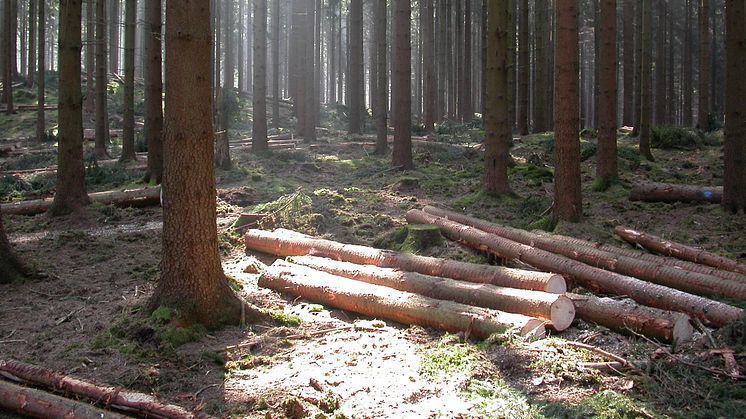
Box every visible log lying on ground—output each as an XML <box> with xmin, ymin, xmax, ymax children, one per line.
<box><xmin>421</xmin><ymin>206</ymin><xmax>746</xmax><ymax>301</ymax></box>
<box><xmin>405</xmin><ymin>209</ymin><xmax>743</xmax><ymax>327</ymax></box>
<box><xmin>629</xmin><ymin>182</ymin><xmax>723</xmax><ymax>203</ymax></box>
<box><xmin>6</xmin><ymin>159</ymin><xmax>148</xmax><ymax>176</ymax></box>
<box><xmin>0</xmin><ymin>186</ymin><xmax>161</xmax><ymax>216</ymax></box>
<box><xmin>244</xmin><ymin>229</ymin><xmax>566</xmax><ymax>293</ymax></box>
<box><xmin>567</xmin><ymin>294</ymin><xmax>694</xmax><ymax>343</ymax></box>
<box><xmin>0</xmin><ymin>379</ymin><xmax>130</xmax><ymax>419</ymax></box>
<box><xmin>615</xmin><ymin>226</ymin><xmax>746</xmax><ymax>276</ymax></box>
<box><xmin>289</xmin><ymin>255</ymin><xmax>575</xmax><ymax>331</ymax></box>
<box><xmin>0</xmin><ymin>359</ymin><xmax>206</xmax><ymax>419</ymax></box>
<box><xmin>229</xmin><ymin>142</ymin><xmax>297</xmax><ymax>151</ymax></box>
<box><xmin>260</xmin><ymin>261</ymin><xmax>547</xmax><ymax>339</ymax></box>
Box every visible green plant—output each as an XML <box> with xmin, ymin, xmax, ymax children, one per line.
<box><xmin>651</xmin><ymin>126</ymin><xmax>699</xmax><ymax>149</ymax></box>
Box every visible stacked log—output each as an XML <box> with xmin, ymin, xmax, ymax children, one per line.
<box><xmin>0</xmin><ymin>380</ymin><xmax>130</xmax><ymax>419</ymax></box>
<box><xmin>1</xmin><ymin>186</ymin><xmax>162</xmax><ymax>216</ymax></box>
<box><xmin>629</xmin><ymin>182</ymin><xmax>723</xmax><ymax>203</ymax></box>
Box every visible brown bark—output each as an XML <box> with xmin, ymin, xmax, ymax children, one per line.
<box><xmin>109</xmin><ymin>0</ymin><xmax>120</xmax><ymax>74</ymax></box>
<box><xmin>84</xmin><ymin>0</ymin><xmax>95</xmax><ymax>114</ymax></box>
<box><xmin>35</xmin><ymin>0</ymin><xmax>45</xmax><ymax>143</ymax></box>
<box><xmin>289</xmin><ymin>255</ymin><xmax>575</xmax><ymax>331</ymax></box>
<box><xmin>683</xmin><ymin>0</ymin><xmax>693</xmax><ymax>126</ymax></box>
<box><xmin>533</xmin><ymin>0</ymin><xmax>549</xmax><ymax>133</ymax></box>
<box><xmin>95</xmin><ymin>0</ymin><xmax>111</xmax><ymax>159</ymax></box>
<box><xmin>2</xmin><ymin>186</ymin><xmax>161</xmax><ymax>216</ymax></box>
<box><xmin>484</xmin><ymin>0</ymin><xmax>512</xmax><ymax>195</ymax></box>
<box><xmin>0</xmin><ymin>379</ymin><xmax>130</xmax><ymax>419</ymax></box>
<box><xmin>639</xmin><ymin>0</ymin><xmax>654</xmax><ymax>160</ymax></box>
<box><xmin>553</xmin><ymin>0</ymin><xmax>581</xmax><ymax>222</ymax></box>
<box><xmin>0</xmin><ymin>208</ymin><xmax>32</xmax><ymax>283</ymax></box>
<box><xmin>567</xmin><ymin>294</ymin><xmax>694</xmax><ymax>343</ymax></box>
<box><xmin>422</xmin><ymin>205</ymin><xmax>746</xmax><ymax>301</ymax></box>
<box><xmin>655</xmin><ymin>0</ymin><xmax>666</xmax><ymax>126</ymax></box>
<box><xmin>405</xmin><ymin>209</ymin><xmax>744</xmax><ymax>327</ymax></box>
<box><xmin>271</xmin><ymin>0</ymin><xmax>280</xmax><ymax>128</ymax></box>
<box><xmin>143</xmin><ymin>0</ymin><xmax>162</xmax><ymax>184</ymax></box>
<box><xmin>120</xmin><ymin>0</ymin><xmax>137</xmax><ymax>162</ymax></box>
<box><xmin>50</xmin><ymin>0</ymin><xmax>91</xmax><ymax>216</ymax></box>
<box><xmin>622</xmin><ymin>0</ymin><xmax>634</xmax><ymax>126</ymax></box>
<box><xmin>422</xmin><ymin>0</ymin><xmax>435</xmax><ymax>132</ymax></box>
<box><xmin>260</xmin><ymin>261</ymin><xmax>547</xmax><ymax>339</ymax></box>
<box><xmin>596</xmin><ymin>0</ymin><xmax>618</xmax><ymax>185</ymax></box>
<box><xmin>461</xmin><ymin>0</ymin><xmax>472</xmax><ymax>123</ymax></box>
<box><xmin>27</xmin><ymin>0</ymin><xmax>36</xmax><ymax>88</ymax></box>
<box><xmin>252</xmin><ymin>0</ymin><xmax>268</xmax><ymax>152</ymax></box>
<box><xmin>615</xmin><ymin>226</ymin><xmax>746</xmax><ymax>276</ymax></box>
<box><xmin>392</xmin><ymin>0</ymin><xmax>413</xmax><ymax>170</ymax></box>
<box><xmin>348</xmin><ymin>0</ymin><xmax>363</xmax><ymax>134</ymax></box>
<box><xmin>698</xmin><ymin>0</ymin><xmax>712</xmax><ymax>131</ymax></box>
<box><xmin>244</xmin><ymin>228</ymin><xmax>567</xmax><ymax>293</ymax></box>
<box><xmin>0</xmin><ymin>360</ymin><xmax>204</xmax><ymax>419</ymax></box>
<box><xmin>374</xmin><ymin>0</ymin><xmax>388</xmax><ymax>155</ymax></box>
<box><xmin>2</xmin><ymin>0</ymin><xmax>13</xmax><ymax>115</ymax></box>
<box><xmin>632</xmin><ymin>0</ymin><xmax>642</xmax><ymax>136</ymax></box>
<box><xmin>723</xmin><ymin>0</ymin><xmax>746</xmax><ymax>213</ymax></box>
<box><xmin>517</xmin><ymin>0</ymin><xmax>529</xmax><ymax>135</ymax></box>
<box><xmin>629</xmin><ymin>182</ymin><xmax>722</xmax><ymax>203</ymax></box>
<box><xmin>303</xmin><ymin>0</ymin><xmax>316</xmax><ymax>143</ymax></box>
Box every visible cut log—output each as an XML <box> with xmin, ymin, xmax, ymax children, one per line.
<box><xmin>420</xmin><ymin>206</ymin><xmax>746</xmax><ymax>301</ymax></box>
<box><xmin>0</xmin><ymin>379</ymin><xmax>130</xmax><ymax>419</ymax></box>
<box><xmin>405</xmin><ymin>209</ymin><xmax>744</xmax><ymax>327</ymax></box>
<box><xmin>629</xmin><ymin>182</ymin><xmax>723</xmax><ymax>203</ymax></box>
<box><xmin>615</xmin><ymin>226</ymin><xmax>746</xmax><ymax>276</ymax></box>
<box><xmin>0</xmin><ymin>359</ymin><xmax>206</xmax><ymax>419</ymax></box>
<box><xmin>288</xmin><ymin>255</ymin><xmax>575</xmax><ymax>331</ymax></box>
<box><xmin>567</xmin><ymin>293</ymin><xmax>694</xmax><ymax>343</ymax></box>
<box><xmin>259</xmin><ymin>261</ymin><xmax>547</xmax><ymax>339</ymax></box>
<box><xmin>6</xmin><ymin>159</ymin><xmax>148</xmax><ymax>176</ymax></box>
<box><xmin>243</xmin><ymin>229</ymin><xmax>567</xmax><ymax>293</ymax></box>
<box><xmin>1</xmin><ymin>186</ymin><xmax>161</xmax><ymax>216</ymax></box>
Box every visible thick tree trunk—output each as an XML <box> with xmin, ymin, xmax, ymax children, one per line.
<box><xmin>35</xmin><ymin>0</ymin><xmax>45</xmax><ymax>143</ymax></box>
<box><xmin>0</xmin><ymin>360</ymin><xmax>199</xmax><ymax>419</ymax></box>
<box><xmin>629</xmin><ymin>182</ymin><xmax>722</xmax><ymax>203</ymax></box>
<box><xmin>553</xmin><ymin>0</ymin><xmax>581</xmax><ymax>222</ymax></box>
<box><xmin>639</xmin><ymin>0</ymin><xmax>654</xmax><ymax>160</ymax></box>
<box><xmin>723</xmin><ymin>0</ymin><xmax>746</xmax><ymax>213</ymax></box>
<box><xmin>422</xmin><ymin>0</ymin><xmax>435</xmax><ymax>132</ymax></box>
<box><xmin>405</xmin><ymin>209</ymin><xmax>744</xmax><ymax>327</ymax></box>
<box><xmin>392</xmin><ymin>0</ymin><xmax>413</xmax><ymax>170</ymax></box>
<box><xmin>50</xmin><ymin>0</ymin><xmax>90</xmax><ymax>216</ymax></box>
<box><xmin>244</xmin><ymin>228</ymin><xmax>567</xmax><ymax>293</ymax></box>
<box><xmin>698</xmin><ymin>0</ymin><xmax>712</xmax><ymax>131</ymax></box>
<box><xmin>143</xmin><ymin>0</ymin><xmax>163</xmax><ymax>184</ymax></box>
<box><xmin>622</xmin><ymin>0</ymin><xmax>634</xmax><ymax>126</ymax></box>
<box><xmin>289</xmin><ymin>255</ymin><xmax>575</xmax><ymax>331</ymax></box>
<box><xmin>615</xmin><ymin>226</ymin><xmax>746</xmax><ymax>276</ymax></box>
<box><xmin>374</xmin><ymin>0</ymin><xmax>388</xmax><ymax>155</ymax></box>
<box><xmin>2</xmin><ymin>186</ymin><xmax>161</xmax><ymax>216</ymax></box>
<box><xmin>348</xmin><ymin>0</ymin><xmax>363</xmax><ymax>134</ymax></box>
<box><xmin>422</xmin><ymin>206</ymin><xmax>746</xmax><ymax>301</ymax></box>
<box><xmin>568</xmin><ymin>294</ymin><xmax>694</xmax><ymax>343</ymax></box>
<box><xmin>596</xmin><ymin>0</ymin><xmax>617</xmax><ymax>186</ymax></box>
<box><xmin>120</xmin><ymin>0</ymin><xmax>137</xmax><ymax>162</ymax></box>
<box><xmin>252</xmin><ymin>0</ymin><xmax>268</xmax><ymax>152</ymax></box>
<box><xmin>94</xmin><ymin>0</ymin><xmax>111</xmax><ymax>159</ymax></box>
<box><xmin>260</xmin><ymin>261</ymin><xmax>547</xmax><ymax>339</ymax></box>
<box><xmin>517</xmin><ymin>0</ymin><xmax>529</xmax><ymax>135</ymax></box>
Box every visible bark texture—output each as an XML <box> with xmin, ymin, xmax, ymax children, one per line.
<box><xmin>252</xmin><ymin>0</ymin><xmax>268</xmax><ymax>152</ymax></box>
<box><xmin>698</xmin><ymin>0</ymin><xmax>712</xmax><ymax>131</ymax></box>
<box><xmin>374</xmin><ymin>0</ymin><xmax>388</xmax><ymax>155</ymax></box>
<box><xmin>639</xmin><ymin>0</ymin><xmax>654</xmax><ymax>160</ymax></box>
<box><xmin>723</xmin><ymin>0</ymin><xmax>746</xmax><ymax>212</ymax></box>
<box><xmin>347</xmin><ymin>0</ymin><xmax>363</xmax><ymax>134</ymax></box>
<box><xmin>596</xmin><ymin>0</ymin><xmax>618</xmax><ymax>185</ymax></box>
<box><xmin>94</xmin><ymin>0</ymin><xmax>110</xmax><ymax>159</ymax></box>
<box><xmin>143</xmin><ymin>0</ymin><xmax>163</xmax><ymax>184</ymax></box>
<box><xmin>629</xmin><ymin>182</ymin><xmax>722</xmax><ymax>203</ymax></box>
<box><xmin>120</xmin><ymin>0</ymin><xmax>137</xmax><ymax>162</ymax></box>
<box><xmin>392</xmin><ymin>0</ymin><xmax>413</xmax><ymax>169</ymax></box>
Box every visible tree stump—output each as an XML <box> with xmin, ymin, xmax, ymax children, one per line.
<box><xmin>401</xmin><ymin>224</ymin><xmax>444</xmax><ymax>252</ymax></box>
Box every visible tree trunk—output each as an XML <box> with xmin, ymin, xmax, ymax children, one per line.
<box><xmin>348</xmin><ymin>0</ymin><xmax>363</xmax><ymax>134</ymax></box>
<box><xmin>109</xmin><ymin>0</ymin><xmax>120</xmax><ymax>74</ymax></box>
<box><xmin>629</xmin><ymin>182</ymin><xmax>722</xmax><ymax>203</ymax></box>
<box><xmin>120</xmin><ymin>0</ymin><xmax>137</xmax><ymax>162</ymax></box>
<box><xmin>405</xmin><ymin>209</ymin><xmax>744</xmax><ymax>327</ymax></box>
<box><xmin>0</xmin><ymin>380</ymin><xmax>130</xmax><ymax>419</ymax></box>
<box><xmin>568</xmin><ymin>294</ymin><xmax>694</xmax><ymax>343</ymax></box>
<box><xmin>271</xmin><ymin>0</ymin><xmax>280</xmax><ymax>128</ymax></box>
<box><xmin>455</xmin><ymin>1</ymin><xmax>463</xmax><ymax>122</ymax></box>
<box><xmin>289</xmin><ymin>255</ymin><xmax>575</xmax><ymax>331</ymax></box>
<box><xmin>632</xmin><ymin>0</ymin><xmax>643</xmax><ymax>136</ymax></box>
<box><xmin>303</xmin><ymin>0</ymin><xmax>316</xmax><ymax>143</ymax></box>
<box><xmin>596</xmin><ymin>0</ymin><xmax>617</xmax><ymax>186</ymax></box>
<box><xmin>462</xmin><ymin>0</ymin><xmax>472</xmax><ymax>123</ymax></box>
<box><xmin>392</xmin><ymin>0</ymin><xmax>413</xmax><ymax>170</ymax></box>
<box><xmin>84</xmin><ymin>0</ymin><xmax>95</xmax><ymax>113</ymax></box>
<box><xmin>27</xmin><ymin>0</ymin><xmax>36</xmax><ymax>88</ymax></box>
<box><xmin>2</xmin><ymin>186</ymin><xmax>161</xmax><ymax>216</ymax></box>
<box><xmin>698</xmin><ymin>0</ymin><xmax>711</xmax><ymax>131</ymax></box>
<box><xmin>654</xmin><ymin>0</ymin><xmax>666</xmax><ymax>126</ymax></box>
<box><xmin>94</xmin><ymin>0</ymin><xmax>110</xmax><ymax>159</ymax></box>
<box><xmin>615</xmin><ymin>226</ymin><xmax>746</xmax><ymax>276</ymax></box>
<box><xmin>216</xmin><ymin>0</ymin><xmax>234</xmax><ymax>170</ymax></box>
<box><xmin>238</xmin><ymin>0</ymin><xmax>244</xmax><ymax>92</ymax></box>
<box><xmin>723</xmin><ymin>0</ymin><xmax>746</xmax><ymax>213</ymax></box>
<box><xmin>422</xmin><ymin>205</ymin><xmax>746</xmax><ymax>301</ymax></box>
<box><xmin>423</xmin><ymin>0</ymin><xmax>435</xmax><ymax>132</ymax></box>
<box><xmin>3</xmin><ymin>0</ymin><xmax>14</xmax><ymax>114</ymax></box>
<box><xmin>553</xmin><ymin>0</ymin><xmax>581</xmax><ymax>222</ymax></box>
<box><xmin>35</xmin><ymin>0</ymin><xmax>45</xmax><ymax>143</ymax></box>
<box><xmin>50</xmin><ymin>0</ymin><xmax>90</xmax><ymax>216</ymax></box>
<box><xmin>0</xmin><ymin>208</ymin><xmax>32</xmax><ymax>283</ymax></box>
<box><xmin>252</xmin><ymin>0</ymin><xmax>268</xmax><ymax>152</ymax></box>
<box><xmin>622</xmin><ymin>0</ymin><xmax>634</xmax><ymax>126</ymax></box>
<box><xmin>533</xmin><ymin>0</ymin><xmax>548</xmax><ymax>132</ymax></box>
<box><xmin>639</xmin><ymin>0</ymin><xmax>654</xmax><ymax>160</ymax></box>
<box><xmin>484</xmin><ymin>0</ymin><xmax>512</xmax><ymax>195</ymax></box>
<box><xmin>683</xmin><ymin>0</ymin><xmax>692</xmax><ymax>126</ymax></box>
<box><xmin>0</xmin><ymin>360</ymin><xmax>199</xmax><ymax>419</ymax></box>
<box><xmin>374</xmin><ymin>0</ymin><xmax>388</xmax><ymax>155</ymax></box>
<box><xmin>143</xmin><ymin>0</ymin><xmax>163</xmax><ymax>184</ymax></box>
<box><xmin>150</xmin><ymin>0</ymin><xmax>263</xmax><ymax>328</ymax></box>
<box><xmin>261</xmin><ymin>261</ymin><xmax>547</xmax><ymax>339</ymax></box>
<box><xmin>517</xmin><ymin>0</ymin><xmax>529</xmax><ymax>134</ymax></box>
<box><xmin>243</xmin><ymin>228</ymin><xmax>567</xmax><ymax>293</ymax></box>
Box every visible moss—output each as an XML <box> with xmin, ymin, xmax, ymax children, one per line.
<box><xmin>419</xmin><ymin>336</ymin><xmax>476</xmax><ymax>378</ymax></box>
<box><xmin>651</xmin><ymin>125</ymin><xmax>700</xmax><ymax>149</ymax></box>
<box><xmin>542</xmin><ymin>390</ymin><xmax>661</xmax><ymax>419</ymax></box>
<box><xmin>399</xmin><ymin>224</ymin><xmax>445</xmax><ymax>253</ymax></box>
<box><xmin>510</xmin><ymin>164</ymin><xmax>554</xmax><ymax>187</ymax></box>
<box><xmin>161</xmin><ymin>325</ymin><xmax>206</xmax><ymax>347</ymax></box>
<box><xmin>527</xmin><ymin>216</ymin><xmax>557</xmax><ymax>232</ymax></box>
<box><xmin>591</xmin><ymin>176</ymin><xmax>619</xmax><ymax>192</ymax></box>
<box><xmin>466</xmin><ymin>379</ymin><xmax>543</xmax><ymax>418</ymax></box>
<box><xmin>266</xmin><ymin>310</ymin><xmax>302</xmax><ymax>327</ymax></box>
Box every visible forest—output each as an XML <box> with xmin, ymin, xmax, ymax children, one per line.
<box><xmin>1</xmin><ymin>0</ymin><xmax>746</xmax><ymax>417</ymax></box>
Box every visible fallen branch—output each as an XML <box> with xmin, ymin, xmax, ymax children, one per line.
<box><xmin>260</xmin><ymin>261</ymin><xmax>547</xmax><ymax>339</ymax></box>
<box><xmin>629</xmin><ymin>182</ymin><xmax>723</xmax><ymax>203</ymax></box>
<box><xmin>0</xmin><ymin>186</ymin><xmax>161</xmax><ymax>216</ymax></box>
<box><xmin>0</xmin><ymin>379</ymin><xmax>131</xmax><ymax>418</ymax></box>
<box><xmin>288</xmin><ymin>255</ymin><xmax>575</xmax><ymax>331</ymax></box>
<box><xmin>615</xmin><ymin>227</ymin><xmax>746</xmax><ymax>276</ymax></box>
<box><xmin>405</xmin><ymin>209</ymin><xmax>743</xmax><ymax>327</ymax></box>
<box><xmin>564</xmin><ymin>341</ymin><xmax>638</xmax><ymax>370</ymax></box>
<box><xmin>244</xmin><ymin>229</ymin><xmax>566</xmax><ymax>293</ymax></box>
<box><xmin>420</xmin><ymin>206</ymin><xmax>746</xmax><ymax>301</ymax></box>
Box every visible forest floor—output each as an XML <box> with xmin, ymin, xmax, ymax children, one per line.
<box><xmin>1</xmin><ymin>88</ymin><xmax>746</xmax><ymax>418</ymax></box>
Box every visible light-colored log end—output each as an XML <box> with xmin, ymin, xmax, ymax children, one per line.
<box><xmin>545</xmin><ymin>274</ymin><xmax>568</xmax><ymax>294</ymax></box>
<box><xmin>521</xmin><ymin>319</ymin><xmax>548</xmax><ymax>340</ymax></box>
<box><xmin>550</xmin><ymin>295</ymin><xmax>576</xmax><ymax>331</ymax></box>
<box><xmin>672</xmin><ymin>315</ymin><xmax>695</xmax><ymax>345</ymax></box>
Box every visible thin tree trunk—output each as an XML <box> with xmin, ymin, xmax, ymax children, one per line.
<box><xmin>94</xmin><ymin>0</ymin><xmax>110</xmax><ymax>159</ymax></box>
<box><xmin>3</xmin><ymin>0</ymin><xmax>13</xmax><ymax>114</ymax></box>
<box><xmin>35</xmin><ymin>0</ymin><xmax>45</xmax><ymax>143</ymax></box>
<box><xmin>143</xmin><ymin>0</ymin><xmax>162</xmax><ymax>184</ymax></box>
<box><xmin>392</xmin><ymin>0</ymin><xmax>413</xmax><ymax>169</ymax></box>
<box><xmin>698</xmin><ymin>0</ymin><xmax>711</xmax><ymax>131</ymax></box>
<box><xmin>533</xmin><ymin>0</ymin><xmax>548</xmax><ymax>132</ymax></box>
<box><xmin>120</xmin><ymin>0</ymin><xmax>137</xmax><ymax>162</ymax></box>
<box><xmin>238</xmin><ymin>0</ymin><xmax>244</xmax><ymax>92</ymax></box>
<box><xmin>109</xmin><ymin>0</ymin><xmax>120</xmax><ymax>74</ymax></box>
<box><xmin>622</xmin><ymin>0</ymin><xmax>634</xmax><ymax>126</ymax></box>
<box><xmin>463</xmin><ymin>0</ymin><xmax>472</xmax><ymax>123</ymax></box>
<box><xmin>517</xmin><ymin>0</ymin><xmax>529</xmax><ymax>134</ymax></box>
<box><xmin>639</xmin><ymin>0</ymin><xmax>654</xmax><ymax>160</ymax></box>
<box><xmin>632</xmin><ymin>0</ymin><xmax>642</xmax><ymax>136</ymax></box>
<box><xmin>596</xmin><ymin>0</ymin><xmax>617</xmax><ymax>186</ymax></box>
<box><xmin>423</xmin><ymin>0</ymin><xmax>435</xmax><ymax>131</ymax></box>
<box><xmin>348</xmin><ymin>0</ymin><xmax>363</xmax><ymax>134</ymax></box>
<box><xmin>216</xmin><ymin>0</ymin><xmax>234</xmax><ymax>170</ymax></box>
<box><xmin>84</xmin><ymin>0</ymin><xmax>95</xmax><ymax>113</ymax></box>
<box><xmin>683</xmin><ymin>0</ymin><xmax>692</xmax><ymax>127</ymax></box>
<box><xmin>455</xmin><ymin>1</ymin><xmax>463</xmax><ymax>121</ymax></box>
<box><xmin>655</xmin><ymin>0</ymin><xmax>666</xmax><ymax>126</ymax></box>
<box><xmin>252</xmin><ymin>0</ymin><xmax>268</xmax><ymax>152</ymax></box>
<box><xmin>271</xmin><ymin>0</ymin><xmax>280</xmax><ymax>128</ymax></box>
<box><xmin>723</xmin><ymin>0</ymin><xmax>746</xmax><ymax>212</ymax></box>
<box><xmin>375</xmin><ymin>0</ymin><xmax>388</xmax><ymax>155</ymax></box>
<box><xmin>27</xmin><ymin>0</ymin><xmax>36</xmax><ymax>87</ymax></box>
<box><xmin>303</xmin><ymin>0</ymin><xmax>316</xmax><ymax>142</ymax></box>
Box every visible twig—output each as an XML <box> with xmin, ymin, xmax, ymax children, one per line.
<box><xmin>692</xmin><ymin>318</ymin><xmax>717</xmax><ymax>348</ymax></box>
<box><xmin>193</xmin><ymin>383</ymin><xmax>221</xmax><ymax>399</ymax></box>
<box><xmin>55</xmin><ymin>309</ymin><xmax>83</xmax><ymax>326</ymax></box>
<box><xmin>1</xmin><ymin>330</ymin><xmax>15</xmax><ymax>339</ymax></box>
<box><xmin>564</xmin><ymin>341</ymin><xmax>639</xmax><ymax>371</ymax></box>
<box><xmin>0</xmin><ymin>340</ymin><xmax>27</xmax><ymax>344</ymax></box>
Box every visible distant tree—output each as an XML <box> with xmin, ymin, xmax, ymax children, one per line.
<box><xmin>252</xmin><ymin>0</ymin><xmax>268</xmax><ymax>152</ymax></box>
<box><xmin>554</xmin><ymin>0</ymin><xmax>582</xmax><ymax>222</ymax></box>
<box><xmin>35</xmin><ymin>0</ymin><xmax>44</xmax><ymax>143</ymax></box>
<box><xmin>422</xmin><ymin>0</ymin><xmax>435</xmax><ymax>132</ymax></box>
<box><xmin>596</xmin><ymin>0</ymin><xmax>618</xmax><ymax>187</ymax></box>
<box><xmin>304</xmin><ymin>0</ymin><xmax>316</xmax><ymax>142</ymax></box>
<box><xmin>143</xmin><ymin>0</ymin><xmax>163</xmax><ymax>184</ymax></box>
<box><xmin>95</xmin><ymin>0</ymin><xmax>111</xmax><ymax>159</ymax></box>
<box><xmin>108</xmin><ymin>0</ymin><xmax>120</xmax><ymax>74</ymax></box>
<box><xmin>374</xmin><ymin>0</ymin><xmax>388</xmax><ymax>155</ymax></box>
<box><xmin>723</xmin><ymin>0</ymin><xmax>746</xmax><ymax>212</ymax></box>
<box><xmin>120</xmin><ymin>0</ymin><xmax>137</xmax><ymax>162</ymax></box>
<box><xmin>392</xmin><ymin>0</ymin><xmax>413</xmax><ymax>170</ymax></box>
<box><xmin>639</xmin><ymin>0</ymin><xmax>655</xmax><ymax>161</ymax></box>
<box><xmin>271</xmin><ymin>0</ymin><xmax>280</xmax><ymax>127</ymax></box>
<box><xmin>533</xmin><ymin>0</ymin><xmax>549</xmax><ymax>133</ymax></box>
<box><xmin>0</xmin><ymin>209</ymin><xmax>32</xmax><ymax>283</ymax></box>
<box><xmin>27</xmin><ymin>0</ymin><xmax>36</xmax><ymax>88</ymax></box>
<box><xmin>655</xmin><ymin>0</ymin><xmax>666</xmax><ymax>126</ymax></box>
<box><xmin>3</xmin><ymin>0</ymin><xmax>14</xmax><ymax>115</ymax></box>
<box><xmin>484</xmin><ymin>0</ymin><xmax>512</xmax><ymax>195</ymax></box>
<box><xmin>632</xmin><ymin>0</ymin><xmax>642</xmax><ymax>136</ymax></box>
<box><xmin>698</xmin><ymin>0</ymin><xmax>712</xmax><ymax>131</ymax></box>
<box><xmin>622</xmin><ymin>0</ymin><xmax>634</xmax><ymax>126</ymax></box>
<box><xmin>348</xmin><ymin>0</ymin><xmax>363</xmax><ymax>134</ymax></box>
<box><xmin>216</xmin><ymin>0</ymin><xmax>235</xmax><ymax>170</ymax></box>
<box><xmin>84</xmin><ymin>0</ymin><xmax>95</xmax><ymax>114</ymax></box>
<box><xmin>683</xmin><ymin>0</ymin><xmax>693</xmax><ymax>126</ymax></box>
<box><xmin>517</xmin><ymin>0</ymin><xmax>529</xmax><ymax>135</ymax></box>
<box><xmin>151</xmin><ymin>0</ymin><xmax>265</xmax><ymax>327</ymax></box>
<box><xmin>462</xmin><ymin>0</ymin><xmax>472</xmax><ymax>123</ymax></box>
<box><xmin>50</xmin><ymin>0</ymin><xmax>90</xmax><ymax>216</ymax></box>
